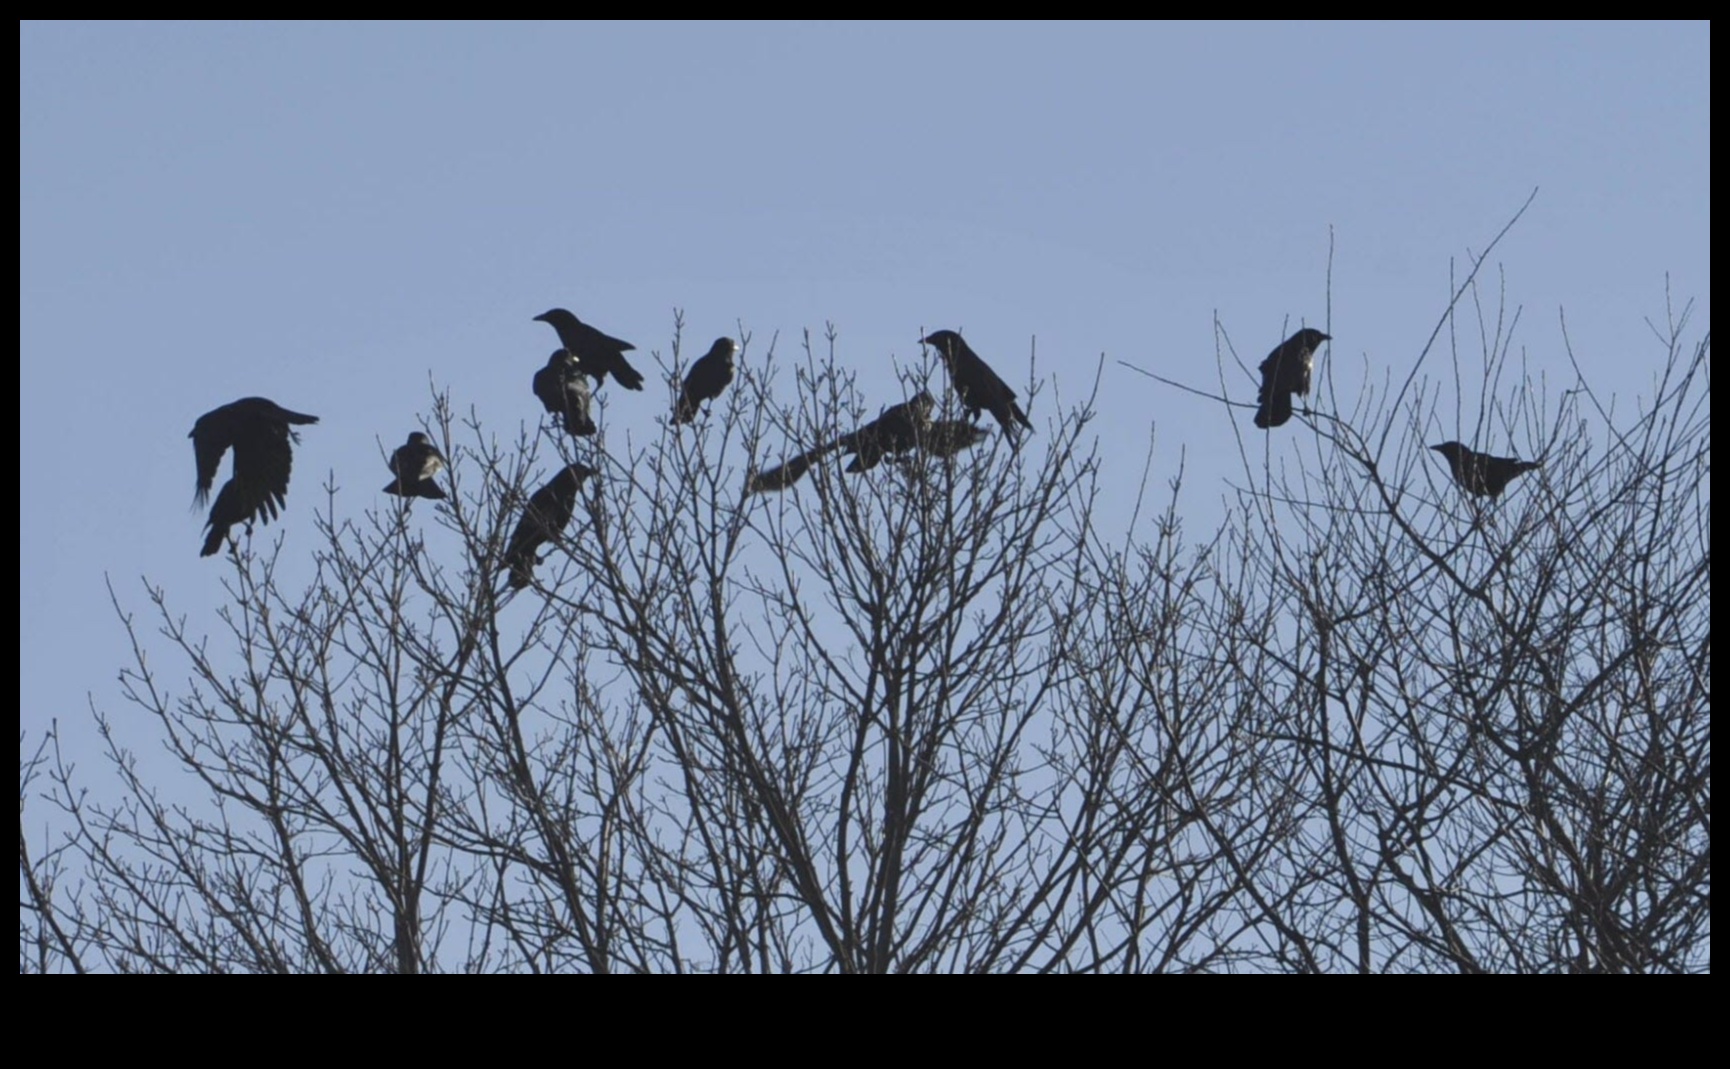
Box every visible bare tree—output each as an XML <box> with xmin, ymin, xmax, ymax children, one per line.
<box><xmin>23</xmin><ymin>291</ymin><xmax>1709</xmax><ymax>972</ymax></box>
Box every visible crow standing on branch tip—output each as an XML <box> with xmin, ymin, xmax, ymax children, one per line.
<box><xmin>1253</xmin><ymin>327</ymin><xmax>1330</xmax><ymax>429</ymax></box>
<box><xmin>533</xmin><ymin>308</ymin><xmax>645</xmax><ymax>391</ymax></box>
<box><xmin>384</xmin><ymin>432</ymin><xmax>448</xmax><ymax>500</ymax></box>
<box><xmin>189</xmin><ymin>397</ymin><xmax>319</xmax><ymax>557</ymax></box>
<box><xmin>1430</xmin><ymin>442</ymin><xmax>1542</xmax><ymax>499</ymax></box>
<box><xmin>502</xmin><ymin>462</ymin><xmax>598</xmax><ymax>591</ymax></box>
<box><xmin>533</xmin><ymin>350</ymin><xmax>597</xmax><ymax>437</ymax></box>
<box><xmin>674</xmin><ymin>337</ymin><xmax>738</xmax><ymax>424</ymax></box>
<box><xmin>920</xmin><ymin>330</ymin><xmax>1033</xmax><ymax>448</ymax></box>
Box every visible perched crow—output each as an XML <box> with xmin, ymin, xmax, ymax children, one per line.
<box><xmin>533</xmin><ymin>308</ymin><xmax>645</xmax><ymax>390</ymax></box>
<box><xmin>1253</xmin><ymin>327</ymin><xmax>1330</xmax><ymax>429</ymax></box>
<box><xmin>189</xmin><ymin>397</ymin><xmax>319</xmax><ymax>557</ymax></box>
<box><xmin>384</xmin><ymin>432</ymin><xmax>448</xmax><ymax>500</ymax></box>
<box><xmin>502</xmin><ymin>463</ymin><xmax>598</xmax><ymax>590</ymax></box>
<box><xmin>1431</xmin><ymin>441</ymin><xmax>1542</xmax><ymax>499</ymax></box>
<box><xmin>920</xmin><ymin>330</ymin><xmax>1032</xmax><ymax>448</ymax></box>
<box><xmin>532</xmin><ymin>350</ymin><xmax>597</xmax><ymax>437</ymax></box>
<box><xmin>674</xmin><ymin>337</ymin><xmax>739</xmax><ymax>424</ymax></box>
<box><xmin>841</xmin><ymin>392</ymin><xmax>936</xmax><ymax>473</ymax></box>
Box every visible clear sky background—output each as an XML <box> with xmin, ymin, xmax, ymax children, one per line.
<box><xmin>20</xmin><ymin>22</ymin><xmax>1709</xmax><ymax>770</ymax></box>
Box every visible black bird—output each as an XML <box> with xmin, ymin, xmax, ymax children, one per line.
<box><xmin>674</xmin><ymin>337</ymin><xmax>739</xmax><ymax>424</ymax></box>
<box><xmin>532</xmin><ymin>350</ymin><xmax>597</xmax><ymax>437</ymax></box>
<box><xmin>920</xmin><ymin>330</ymin><xmax>1033</xmax><ymax>448</ymax></box>
<box><xmin>533</xmin><ymin>308</ymin><xmax>645</xmax><ymax>391</ymax></box>
<box><xmin>1253</xmin><ymin>327</ymin><xmax>1330</xmax><ymax>429</ymax></box>
<box><xmin>841</xmin><ymin>391</ymin><xmax>936</xmax><ymax>473</ymax></box>
<box><xmin>1430</xmin><ymin>442</ymin><xmax>1542</xmax><ymax>499</ymax></box>
<box><xmin>502</xmin><ymin>463</ymin><xmax>598</xmax><ymax>590</ymax></box>
<box><xmin>745</xmin><ymin>392</ymin><xmax>941</xmax><ymax>493</ymax></box>
<box><xmin>189</xmin><ymin>397</ymin><xmax>319</xmax><ymax>557</ymax></box>
<box><xmin>384</xmin><ymin>432</ymin><xmax>448</xmax><ymax>500</ymax></box>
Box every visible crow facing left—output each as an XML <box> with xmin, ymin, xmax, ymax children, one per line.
<box><xmin>533</xmin><ymin>308</ymin><xmax>646</xmax><ymax>391</ymax></box>
<box><xmin>920</xmin><ymin>330</ymin><xmax>1033</xmax><ymax>448</ymax></box>
<box><xmin>1431</xmin><ymin>441</ymin><xmax>1542</xmax><ymax>499</ymax></box>
<box><xmin>189</xmin><ymin>397</ymin><xmax>319</xmax><ymax>557</ymax></box>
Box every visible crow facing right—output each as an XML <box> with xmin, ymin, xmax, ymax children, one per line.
<box><xmin>1431</xmin><ymin>441</ymin><xmax>1542</xmax><ymax>499</ymax></box>
<box><xmin>1253</xmin><ymin>327</ymin><xmax>1330</xmax><ymax>429</ymax></box>
<box><xmin>502</xmin><ymin>463</ymin><xmax>598</xmax><ymax>590</ymax></box>
<box><xmin>189</xmin><ymin>397</ymin><xmax>319</xmax><ymax>557</ymax></box>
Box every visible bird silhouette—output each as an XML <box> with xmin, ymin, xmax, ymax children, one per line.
<box><xmin>533</xmin><ymin>308</ymin><xmax>645</xmax><ymax>390</ymax></box>
<box><xmin>1431</xmin><ymin>441</ymin><xmax>1542</xmax><ymax>499</ymax></box>
<box><xmin>189</xmin><ymin>397</ymin><xmax>319</xmax><ymax>557</ymax></box>
<box><xmin>674</xmin><ymin>337</ymin><xmax>738</xmax><ymax>424</ymax></box>
<box><xmin>747</xmin><ymin>392</ymin><xmax>962</xmax><ymax>493</ymax></box>
<box><xmin>839</xmin><ymin>391</ymin><xmax>936</xmax><ymax>473</ymax></box>
<box><xmin>533</xmin><ymin>350</ymin><xmax>597</xmax><ymax>437</ymax></box>
<box><xmin>1253</xmin><ymin>327</ymin><xmax>1329</xmax><ymax>429</ymax></box>
<box><xmin>502</xmin><ymin>463</ymin><xmax>598</xmax><ymax>590</ymax></box>
<box><xmin>384</xmin><ymin>432</ymin><xmax>448</xmax><ymax>500</ymax></box>
<box><xmin>920</xmin><ymin>330</ymin><xmax>1032</xmax><ymax>448</ymax></box>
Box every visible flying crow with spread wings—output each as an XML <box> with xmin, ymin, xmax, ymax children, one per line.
<box><xmin>1252</xmin><ymin>328</ymin><xmax>1330</xmax><ymax>429</ymax></box>
<box><xmin>674</xmin><ymin>337</ymin><xmax>738</xmax><ymax>424</ymax></box>
<box><xmin>533</xmin><ymin>350</ymin><xmax>597</xmax><ymax>437</ymax></box>
<box><xmin>533</xmin><ymin>308</ymin><xmax>645</xmax><ymax>391</ymax></box>
<box><xmin>190</xmin><ymin>397</ymin><xmax>319</xmax><ymax>557</ymax></box>
<box><xmin>920</xmin><ymin>330</ymin><xmax>1032</xmax><ymax>448</ymax></box>
<box><xmin>1431</xmin><ymin>442</ymin><xmax>1542</xmax><ymax>499</ymax></box>
<box><xmin>384</xmin><ymin>432</ymin><xmax>448</xmax><ymax>500</ymax></box>
<box><xmin>502</xmin><ymin>462</ymin><xmax>598</xmax><ymax>590</ymax></box>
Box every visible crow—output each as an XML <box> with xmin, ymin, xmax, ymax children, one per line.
<box><xmin>383</xmin><ymin>432</ymin><xmax>448</xmax><ymax>500</ymax></box>
<box><xmin>1430</xmin><ymin>442</ymin><xmax>1542</xmax><ymax>499</ymax></box>
<box><xmin>532</xmin><ymin>350</ymin><xmax>597</xmax><ymax>437</ymax></box>
<box><xmin>533</xmin><ymin>308</ymin><xmax>645</xmax><ymax>390</ymax></box>
<box><xmin>920</xmin><ymin>330</ymin><xmax>1032</xmax><ymax>448</ymax></box>
<box><xmin>189</xmin><ymin>397</ymin><xmax>319</xmax><ymax>557</ymax></box>
<box><xmin>502</xmin><ymin>463</ymin><xmax>598</xmax><ymax>590</ymax></box>
<box><xmin>1253</xmin><ymin>327</ymin><xmax>1329</xmax><ymax>429</ymax></box>
<box><xmin>674</xmin><ymin>337</ymin><xmax>738</xmax><ymax>424</ymax></box>
<box><xmin>745</xmin><ymin>392</ymin><xmax>941</xmax><ymax>493</ymax></box>
<box><xmin>840</xmin><ymin>391</ymin><xmax>936</xmax><ymax>473</ymax></box>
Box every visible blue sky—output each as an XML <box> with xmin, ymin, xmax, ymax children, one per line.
<box><xmin>20</xmin><ymin>22</ymin><xmax>1709</xmax><ymax>763</ymax></box>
